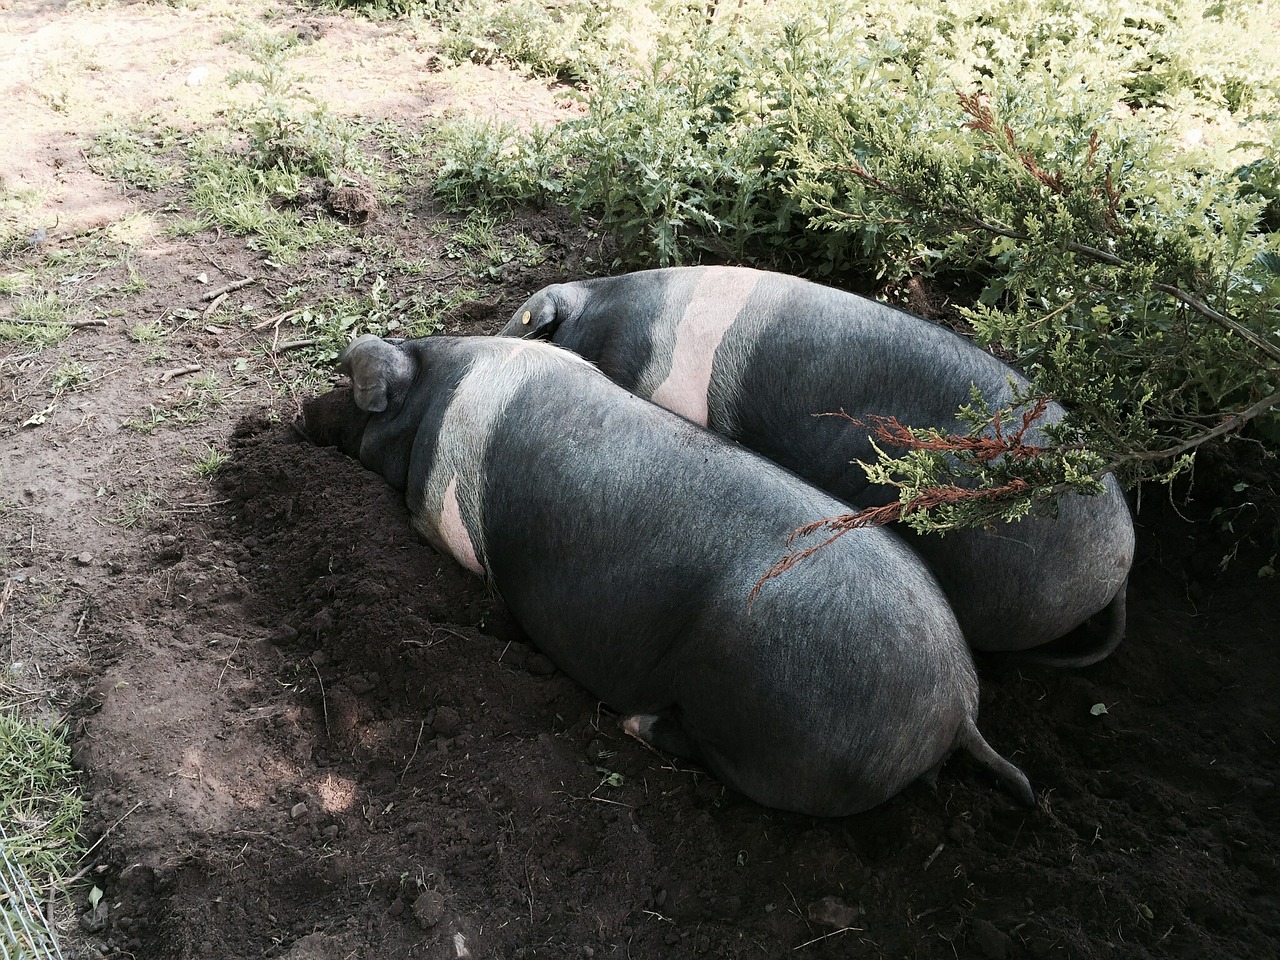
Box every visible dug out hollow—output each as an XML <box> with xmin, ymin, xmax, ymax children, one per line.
<box><xmin>77</xmin><ymin>412</ymin><xmax>1280</xmax><ymax>959</ymax></box>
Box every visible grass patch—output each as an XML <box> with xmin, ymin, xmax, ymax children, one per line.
<box><xmin>0</xmin><ymin>293</ymin><xmax>72</xmax><ymax>350</ymax></box>
<box><xmin>110</xmin><ymin>486</ymin><xmax>163</xmax><ymax>528</ymax></box>
<box><xmin>86</xmin><ymin>125</ymin><xmax>178</xmax><ymax>191</ymax></box>
<box><xmin>50</xmin><ymin>360</ymin><xmax>93</xmax><ymax>394</ymax></box>
<box><xmin>190</xmin><ymin>443</ymin><xmax>229</xmax><ymax>477</ymax></box>
<box><xmin>128</xmin><ymin>320</ymin><xmax>166</xmax><ymax>344</ymax></box>
<box><xmin>0</xmin><ymin>181</ymin><xmax>46</xmax><ymax>254</ymax></box>
<box><xmin>124</xmin><ymin>372</ymin><xmax>226</xmax><ymax>432</ymax></box>
<box><xmin>0</xmin><ymin>702</ymin><xmax>83</xmax><ymax>959</ymax></box>
<box><xmin>188</xmin><ymin>136</ymin><xmax>346</xmax><ymax>264</ymax></box>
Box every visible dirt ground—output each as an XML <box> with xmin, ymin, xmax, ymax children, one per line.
<box><xmin>1</xmin><ymin>2</ymin><xmax>1277</xmax><ymax>959</ymax></box>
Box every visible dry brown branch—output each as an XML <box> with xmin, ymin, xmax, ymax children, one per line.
<box><xmin>275</xmin><ymin>338</ymin><xmax>317</xmax><ymax>352</ymax></box>
<box><xmin>200</xmin><ymin>277</ymin><xmax>256</xmax><ymax>301</ymax></box>
<box><xmin>202</xmin><ymin>292</ymin><xmax>228</xmax><ymax>318</ymax></box>
<box><xmin>158</xmin><ymin>363</ymin><xmax>202</xmax><ymax>384</ymax></box>
<box><xmin>252</xmin><ymin>308</ymin><xmax>301</xmax><ymax>330</ymax></box>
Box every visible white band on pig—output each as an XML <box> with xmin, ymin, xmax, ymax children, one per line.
<box><xmin>411</xmin><ymin>338</ymin><xmax>588</xmax><ymax>578</ymax></box>
<box><xmin>640</xmin><ymin>268</ymin><xmax>760</xmax><ymax>427</ymax></box>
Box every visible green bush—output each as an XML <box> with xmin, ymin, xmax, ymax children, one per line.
<box><xmin>431</xmin><ymin>0</ymin><xmax>1280</xmax><ymax>528</ymax></box>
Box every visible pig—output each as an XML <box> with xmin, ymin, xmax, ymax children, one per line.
<box><xmin>501</xmin><ymin>266</ymin><xmax>1135</xmax><ymax>664</ymax></box>
<box><xmin>299</xmin><ymin>333</ymin><xmax>1035</xmax><ymax>817</ymax></box>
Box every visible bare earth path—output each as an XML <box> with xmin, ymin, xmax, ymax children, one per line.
<box><xmin>1</xmin><ymin>3</ymin><xmax>1277</xmax><ymax>959</ymax></box>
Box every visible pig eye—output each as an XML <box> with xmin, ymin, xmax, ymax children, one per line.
<box><xmin>521</xmin><ymin>311</ymin><xmax>531</xmax><ymax>325</ymax></box>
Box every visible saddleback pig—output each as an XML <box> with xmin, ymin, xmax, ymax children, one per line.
<box><xmin>502</xmin><ymin>266</ymin><xmax>1135</xmax><ymax>664</ymax></box>
<box><xmin>300</xmin><ymin>334</ymin><xmax>1034</xmax><ymax>817</ymax></box>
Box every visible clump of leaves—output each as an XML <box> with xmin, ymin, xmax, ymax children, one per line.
<box><xmin>86</xmin><ymin>126</ymin><xmax>176</xmax><ymax>191</ymax></box>
<box><xmin>49</xmin><ymin>359</ymin><xmax>93</xmax><ymax>393</ymax></box>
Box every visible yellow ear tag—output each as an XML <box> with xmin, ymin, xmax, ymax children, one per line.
<box><xmin>521</xmin><ymin>311</ymin><xmax>532</xmax><ymax>325</ymax></box>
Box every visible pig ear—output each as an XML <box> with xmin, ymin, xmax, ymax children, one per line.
<box><xmin>511</xmin><ymin>289</ymin><xmax>563</xmax><ymax>339</ymax></box>
<box><xmin>337</xmin><ymin>335</ymin><xmax>416</xmax><ymax>414</ymax></box>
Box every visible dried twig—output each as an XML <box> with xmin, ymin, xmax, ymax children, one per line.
<box><xmin>312</xmin><ymin>660</ymin><xmax>331</xmax><ymax>738</ymax></box>
<box><xmin>0</xmin><ymin>578</ymin><xmax>14</xmax><ymax>618</ymax></box>
<box><xmin>252</xmin><ymin>308</ymin><xmax>301</xmax><ymax>331</ymax></box>
<box><xmin>201</xmin><ymin>277</ymin><xmax>256</xmax><ymax>301</ymax></box>
<box><xmin>158</xmin><ymin>363</ymin><xmax>202</xmax><ymax>384</ymax></box>
<box><xmin>793</xmin><ymin>927</ymin><xmax>859</xmax><ymax>950</ymax></box>
<box><xmin>275</xmin><ymin>338</ymin><xmax>317</xmax><ymax>352</ymax></box>
<box><xmin>399</xmin><ymin>720</ymin><xmax>428</xmax><ymax>784</ymax></box>
<box><xmin>202</xmin><ymin>292</ymin><xmax>228</xmax><ymax>318</ymax></box>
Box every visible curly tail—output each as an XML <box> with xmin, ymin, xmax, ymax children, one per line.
<box><xmin>1012</xmin><ymin>579</ymin><xmax>1129</xmax><ymax>670</ymax></box>
<box><xmin>956</xmin><ymin>717</ymin><xmax>1035</xmax><ymax>807</ymax></box>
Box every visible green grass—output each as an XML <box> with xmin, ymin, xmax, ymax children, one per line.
<box><xmin>0</xmin><ymin>181</ymin><xmax>45</xmax><ymax>254</ymax></box>
<box><xmin>188</xmin><ymin>137</ymin><xmax>346</xmax><ymax>263</ymax></box>
<box><xmin>191</xmin><ymin>443</ymin><xmax>229</xmax><ymax>477</ymax></box>
<box><xmin>128</xmin><ymin>320</ymin><xmax>166</xmax><ymax>344</ymax></box>
<box><xmin>293</xmin><ymin>281</ymin><xmax>467</xmax><ymax>363</ymax></box>
<box><xmin>0</xmin><ymin>293</ymin><xmax>72</xmax><ymax>350</ymax></box>
<box><xmin>124</xmin><ymin>372</ymin><xmax>226</xmax><ymax>432</ymax></box>
<box><xmin>0</xmin><ymin>702</ymin><xmax>83</xmax><ymax>958</ymax></box>
<box><xmin>86</xmin><ymin>125</ymin><xmax>177</xmax><ymax>191</ymax></box>
<box><xmin>50</xmin><ymin>360</ymin><xmax>93</xmax><ymax>393</ymax></box>
<box><xmin>110</xmin><ymin>486</ymin><xmax>162</xmax><ymax>527</ymax></box>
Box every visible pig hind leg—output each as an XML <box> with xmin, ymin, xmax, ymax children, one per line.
<box><xmin>623</xmin><ymin>712</ymin><xmax>703</xmax><ymax>762</ymax></box>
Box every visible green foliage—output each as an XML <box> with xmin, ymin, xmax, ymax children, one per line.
<box><xmin>86</xmin><ymin>125</ymin><xmax>177</xmax><ymax>190</ymax></box>
<box><xmin>432</xmin><ymin>0</ymin><xmax>1280</xmax><ymax>527</ymax></box>
<box><xmin>294</xmin><ymin>273</ymin><xmax>463</xmax><ymax>363</ymax></box>
<box><xmin>433</xmin><ymin>119</ymin><xmax>564</xmax><ymax>211</ymax></box>
<box><xmin>227</xmin><ymin>31</ymin><xmax>363</xmax><ymax>181</ymax></box>
<box><xmin>0</xmin><ymin>706</ymin><xmax>83</xmax><ymax>882</ymax></box>
<box><xmin>187</xmin><ymin>134</ymin><xmax>345</xmax><ymax>262</ymax></box>
<box><xmin>0</xmin><ymin>293</ymin><xmax>72</xmax><ymax>350</ymax></box>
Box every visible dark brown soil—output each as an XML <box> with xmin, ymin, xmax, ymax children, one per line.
<box><xmin>63</xmin><ymin>414</ymin><xmax>1277</xmax><ymax>960</ymax></box>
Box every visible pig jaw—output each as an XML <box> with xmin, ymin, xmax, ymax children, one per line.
<box><xmin>298</xmin><ymin>388</ymin><xmax>369</xmax><ymax>459</ymax></box>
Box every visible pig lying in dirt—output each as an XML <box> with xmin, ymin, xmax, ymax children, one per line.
<box><xmin>502</xmin><ymin>266</ymin><xmax>1136</xmax><ymax>665</ymax></box>
<box><xmin>299</xmin><ymin>334</ymin><xmax>1035</xmax><ymax>816</ymax></box>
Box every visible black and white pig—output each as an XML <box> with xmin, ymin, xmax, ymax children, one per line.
<box><xmin>501</xmin><ymin>266</ymin><xmax>1136</xmax><ymax>663</ymax></box>
<box><xmin>299</xmin><ymin>333</ymin><xmax>1034</xmax><ymax>817</ymax></box>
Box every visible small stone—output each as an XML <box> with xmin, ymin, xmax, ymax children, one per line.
<box><xmin>309</xmin><ymin>650</ymin><xmax>330</xmax><ymax>668</ymax></box>
<box><xmin>807</xmin><ymin>895</ymin><xmax>859</xmax><ymax>930</ymax></box>
<box><xmin>322</xmin><ymin>824</ymin><xmax>339</xmax><ymax>839</ymax></box>
<box><xmin>412</xmin><ymin>890</ymin><xmax>445</xmax><ymax>930</ymax></box>
<box><xmin>290</xmin><ymin>802</ymin><xmax>308</xmax><ymax>820</ymax></box>
<box><xmin>75</xmin><ymin>552</ymin><xmax>94</xmax><ymax>566</ymax></box>
<box><xmin>389</xmin><ymin>899</ymin><xmax>404</xmax><ymax>917</ymax></box>
<box><xmin>79</xmin><ymin>903</ymin><xmax>108</xmax><ymax>933</ymax></box>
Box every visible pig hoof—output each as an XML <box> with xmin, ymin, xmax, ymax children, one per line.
<box><xmin>622</xmin><ymin>713</ymin><xmax>699</xmax><ymax>760</ymax></box>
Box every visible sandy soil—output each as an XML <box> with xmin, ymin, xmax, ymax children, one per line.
<box><xmin>1</xmin><ymin>3</ymin><xmax>1277</xmax><ymax>959</ymax></box>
